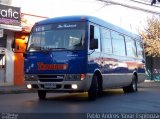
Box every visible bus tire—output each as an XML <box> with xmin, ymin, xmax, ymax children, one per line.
<box><xmin>38</xmin><ymin>90</ymin><xmax>46</xmax><ymax>100</ymax></box>
<box><xmin>88</xmin><ymin>75</ymin><xmax>98</xmax><ymax>100</ymax></box>
<box><xmin>123</xmin><ymin>75</ymin><xmax>138</xmax><ymax>93</ymax></box>
<box><xmin>97</xmin><ymin>75</ymin><xmax>103</xmax><ymax>96</ymax></box>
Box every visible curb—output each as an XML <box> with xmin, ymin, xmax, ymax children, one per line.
<box><xmin>138</xmin><ymin>81</ymin><xmax>160</xmax><ymax>88</ymax></box>
<box><xmin>0</xmin><ymin>90</ymin><xmax>36</xmax><ymax>94</ymax></box>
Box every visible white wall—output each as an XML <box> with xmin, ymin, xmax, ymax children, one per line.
<box><xmin>11</xmin><ymin>0</ymin><xmax>21</xmax><ymax>7</ymax></box>
<box><xmin>4</xmin><ymin>30</ymin><xmax>14</xmax><ymax>85</ymax></box>
<box><xmin>0</xmin><ymin>0</ymin><xmax>12</xmax><ymax>5</ymax></box>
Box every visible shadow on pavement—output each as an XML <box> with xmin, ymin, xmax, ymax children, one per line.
<box><xmin>42</xmin><ymin>89</ymin><xmax>124</xmax><ymax>102</ymax></box>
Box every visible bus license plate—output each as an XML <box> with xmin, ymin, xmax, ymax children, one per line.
<box><xmin>44</xmin><ymin>83</ymin><xmax>56</xmax><ymax>88</ymax></box>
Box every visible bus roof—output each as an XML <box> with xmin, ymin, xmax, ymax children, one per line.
<box><xmin>35</xmin><ymin>15</ymin><xmax>140</xmax><ymax>39</ymax></box>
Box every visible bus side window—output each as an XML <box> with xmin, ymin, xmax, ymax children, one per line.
<box><xmin>89</xmin><ymin>25</ymin><xmax>100</xmax><ymax>51</ymax></box>
<box><xmin>101</xmin><ymin>28</ymin><xmax>112</xmax><ymax>53</ymax></box>
<box><xmin>125</xmin><ymin>36</ymin><xmax>137</xmax><ymax>57</ymax></box>
<box><xmin>111</xmin><ymin>31</ymin><xmax>126</xmax><ymax>56</ymax></box>
<box><xmin>136</xmin><ymin>41</ymin><xmax>144</xmax><ymax>58</ymax></box>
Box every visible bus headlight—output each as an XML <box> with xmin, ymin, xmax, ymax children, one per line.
<box><xmin>65</xmin><ymin>74</ymin><xmax>80</xmax><ymax>81</ymax></box>
<box><xmin>65</xmin><ymin>74</ymin><xmax>86</xmax><ymax>81</ymax></box>
<box><xmin>80</xmin><ymin>74</ymin><xmax>86</xmax><ymax>80</ymax></box>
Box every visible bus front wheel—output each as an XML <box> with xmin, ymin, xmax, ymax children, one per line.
<box><xmin>88</xmin><ymin>75</ymin><xmax>98</xmax><ymax>100</ymax></box>
<box><xmin>38</xmin><ymin>90</ymin><xmax>46</xmax><ymax>100</ymax></box>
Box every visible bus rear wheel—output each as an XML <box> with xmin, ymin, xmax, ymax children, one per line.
<box><xmin>123</xmin><ymin>75</ymin><xmax>138</xmax><ymax>93</ymax></box>
<box><xmin>38</xmin><ymin>90</ymin><xmax>46</xmax><ymax>100</ymax></box>
<box><xmin>88</xmin><ymin>75</ymin><xmax>98</xmax><ymax>100</ymax></box>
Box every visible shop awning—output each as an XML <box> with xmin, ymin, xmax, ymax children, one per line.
<box><xmin>0</xmin><ymin>24</ymin><xmax>22</xmax><ymax>31</ymax></box>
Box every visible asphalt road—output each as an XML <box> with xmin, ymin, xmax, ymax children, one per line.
<box><xmin>0</xmin><ymin>83</ymin><xmax>160</xmax><ymax>119</ymax></box>
<box><xmin>0</xmin><ymin>85</ymin><xmax>160</xmax><ymax>114</ymax></box>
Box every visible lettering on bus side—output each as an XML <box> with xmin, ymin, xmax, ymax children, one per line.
<box><xmin>37</xmin><ymin>62</ymin><xmax>68</xmax><ymax>70</ymax></box>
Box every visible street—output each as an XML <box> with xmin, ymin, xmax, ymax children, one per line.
<box><xmin>0</xmin><ymin>84</ymin><xmax>160</xmax><ymax>114</ymax></box>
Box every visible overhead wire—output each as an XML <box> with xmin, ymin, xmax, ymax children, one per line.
<box><xmin>97</xmin><ymin>0</ymin><xmax>160</xmax><ymax>15</ymax></box>
<box><xmin>129</xmin><ymin>0</ymin><xmax>160</xmax><ymax>8</ymax></box>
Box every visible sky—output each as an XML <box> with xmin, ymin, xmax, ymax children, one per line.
<box><xmin>12</xmin><ymin>0</ymin><xmax>160</xmax><ymax>34</ymax></box>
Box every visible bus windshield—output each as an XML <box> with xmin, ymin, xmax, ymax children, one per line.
<box><xmin>27</xmin><ymin>22</ymin><xmax>86</xmax><ymax>52</ymax></box>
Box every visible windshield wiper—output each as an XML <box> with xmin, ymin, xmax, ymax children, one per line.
<box><xmin>41</xmin><ymin>47</ymin><xmax>68</xmax><ymax>52</ymax></box>
<box><xmin>41</xmin><ymin>47</ymin><xmax>79</xmax><ymax>53</ymax></box>
<box><xmin>50</xmin><ymin>48</ymin><xmax>67</xmax><ymax>50</ymax></box>
<box><xmin>29</xmin><ymin>46</ymin><xmax>79</xmax><ymax>53</ymax></box>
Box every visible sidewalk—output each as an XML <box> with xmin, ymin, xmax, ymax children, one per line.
<box><xmin>0</xmin><ymin>80</ymin><xmax>159</xmax><ymax>94</ymax></box>
<box><xmin>0</xmin><ymin>85</ymin><xmax>34</xmax><ymax>94</ymax></box>
<box><xmin>138</xmin><ymin>80</ymin><xmax>160</xmax><ymax>88</ymax></box>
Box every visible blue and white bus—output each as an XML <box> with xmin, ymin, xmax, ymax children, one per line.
<box><xmin>25</xmin><ymin>16</ymin><xmax>145</xmax><ymax>100</ymax></box>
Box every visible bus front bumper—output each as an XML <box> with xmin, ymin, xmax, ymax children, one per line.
<box><xmin>25</xmin><ymin>77</ymin><xmax>92</xmax><ymax>93</ymax></box>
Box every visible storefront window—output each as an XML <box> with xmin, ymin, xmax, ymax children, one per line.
<box><xmin>0</xmin><ymin>34</ymin><xmax>7</xmax><ymax>48</ymax></box>
<box><xmin>0</xmin><ymin>34</ymin><xmax>7</xmax><ymax>69</ymax></box>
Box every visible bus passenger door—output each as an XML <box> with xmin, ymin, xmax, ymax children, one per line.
<box><xmin>88</xmin><ymin>24</ymin><xmax>102</xmax><ymax>74</ymax></box>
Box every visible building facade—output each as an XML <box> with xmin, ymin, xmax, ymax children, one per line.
<box><xmin>0</xmin><ymin>0</ymin><xmax>21</xmax><ymax>86</ymax></box>
<box><xmin>13</xmin><ymin>13</ymin><xmax>47</xmax><ymax>85</ymax></box>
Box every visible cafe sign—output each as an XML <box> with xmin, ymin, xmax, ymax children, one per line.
<box><xmin>0</xmin><ymin>4</ymin><xmax>21</xmax><ymax>26</ymax></box>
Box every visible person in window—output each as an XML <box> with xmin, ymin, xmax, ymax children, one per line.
<box><xmin>69</xmin><ymin>36</ymin><xmax>83</xmax><ymax>50</ymax></box>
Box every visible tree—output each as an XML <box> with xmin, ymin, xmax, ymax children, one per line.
<box><xmin>140</xmin><ymin>17</ymin><xmax>160</xmax><ymax>57</ymax></box>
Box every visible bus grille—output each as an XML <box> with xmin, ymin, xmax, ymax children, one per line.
<box><xmin>38</xmin><ymin>74</ymin><xmax>64</xmax><ymax>82</ymax></box>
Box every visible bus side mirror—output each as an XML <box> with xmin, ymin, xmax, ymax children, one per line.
<box><xmin>90</xmin><ymin>38</ymin><xmax>98</xmax><ymax>50</ymax></box>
